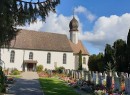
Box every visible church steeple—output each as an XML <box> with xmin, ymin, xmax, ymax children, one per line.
<box><xmin>69</xmin><ymin>16</ymin><xmax>78</xmax><ymax>32</ymax></box>
<box><xmin>69</xmin><ymin>16</ymin><xmax>79</xmax><ymax>44</ymax></box>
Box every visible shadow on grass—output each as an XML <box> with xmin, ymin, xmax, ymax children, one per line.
<box><xmin>39</xmin><ymin>77</ymin><xmax>79</xmax><ymax>95</ymax></box>
<box><xmin>6</xmin><ymin>78</ymin><xmax>43</xmax><ymax>95</ymax></box>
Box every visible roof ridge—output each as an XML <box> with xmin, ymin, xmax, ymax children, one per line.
<box><xmin>20</xmin><ymin>29</ymin><xmax>67</xmax><ymax>36</ymax></box>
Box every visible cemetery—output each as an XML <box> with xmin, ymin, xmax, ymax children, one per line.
<box><xmin>38</xmin><ymin>68</ymin><xmax>130</xmax><ymax>95</ymax></box>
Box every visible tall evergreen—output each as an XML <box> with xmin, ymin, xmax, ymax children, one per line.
<box><xmin>113</xmin><ymin>39</ymin><xmax>127</xmax><ymax>72</ymax></box>
<box><xmin>104</xmin><ymin>44</ymin><xmax>114</xmax><ymax>64</ymax></box>
<box><xmin>0</xmin><ymin>0</ymin><xmax>60</xmax><ymax>47</ymax></box>
<box><xmin>127</xmin><ymin>29</ymin><xmax>130</xmax><ymax>73</ymax></box>
<box><xmin>78</xmin><ymin>50</ymin><xmax>82</xmax><ymax>70</ymax></box>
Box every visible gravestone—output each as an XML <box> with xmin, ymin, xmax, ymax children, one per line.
<box><xmin>88</xmin><ymin>71</ymin><xmax>92</xmax><ymax>82</ymax></box>
<box><xmin>79</xmin><ymin>71</ymin><xmax>82</xmax><ymax>79</ymax></box>
<box><xmin>96</xmin><ymin>71</ymin><xmax>99</xmax><ymax>85</ymax></box>
<box><xmin>82</xmin><ymin>70</ymin><xmax>85</xmax><ymax>80</ymax></box>
<box><xmin>92</xmin><ymin>72</ymin><xmax>96</xmax><ymax>84</ymax></box>
<box><xmin>124</xmin><ymin>77</ymin><xmax>129</xmax><ymax>94</ymax></box>
<box><xmin>74</xmin><ymin>70</ymin><xmax>76</xmax><ymax>79</ymax></box>
<box><xmin>114</xmin><ymin>72</ymin><xmax>121</xmax><ymax>91</ymax></box>
<box><xmin>72</xmin><ymin>70</ymin><xmax>74</xmax><ymax>78</ymax></box>
<box><xmin>106</xmin><ymin>73</ymin><xmax>112</xmax><ymax>89</ymax></box>
<box><xmin>85</xmin><ymin>71</ymin><xmax>89</xmax><ymax>81</ymax></box>
<box><xmin>102</xmin><ymin>72</ymin><xmax>107</xmax><ymax>86</ymax></box>
<box><xmin>98</xmin><ymin>73</ymin><xmax>102</xmax><ymax>85</ymax></box>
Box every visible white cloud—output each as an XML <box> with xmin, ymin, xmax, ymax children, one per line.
<box><xmin>74</xmin><ymin>6</ymin><xmax>96</xmax><ymax>22</ymax></box>
<box><xmin>17</xmin><ymin>9</ymin><xmax>130</xmax><ymax>54</ymax></box>
<box><xmin>80</xmin><ymin>13</ymin><xmax>130</xmax><ymax>51</ymax></box>
<box><xmin>17</xmin><ymin>12</ymin><xmax>83</xmax><ymax>37</ymax></box>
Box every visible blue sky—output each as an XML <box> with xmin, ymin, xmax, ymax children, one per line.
<box><xmin>20</xmin><ymin>0</ymin><xmax>130</xmax><ymax>55</ymax></box>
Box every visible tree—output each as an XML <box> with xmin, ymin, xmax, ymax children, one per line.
<box><xmin>96</xmin><ymin>53</ymin><xmax>105</xmax><ymax>72</ymax></box>
<box><xmin>113</xmin><ymin>39</ymin><xmax>127</xmax><ymax>72</ymax></box>
<box><xmin>127</xmin><ymin>29</ymin><xmax>130</xmax><ymax>73</ymax></box>
<box><xmin>88</xmin><ymin>53</ymin><xmax>105</xmax><ymax>72</ymax></box>
<box><xmin>0</xmin><ymin>0</ymin><xmax>60</xmax><ymax>47</ymax></box>
<box><xmin>88</xmin><ymin>54</ymin><xmax>97</xmax><ymax>71</ymax></box>
<box><xmin>104</xmin><ymin>44</ymin><xmax>114</xmax><ymax>65</ymax></box>
<box><xmin>78</xmin><ymin>50</ymin><xmax>82</xmax><ymax>70</ymax></box>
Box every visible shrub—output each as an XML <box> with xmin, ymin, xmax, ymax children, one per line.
<box><xmin>36</xmin><ymin>65</ymin><xmax>43</xmax><ymax>72</ymax></box>
<box><xmin>55</xmin><ymin>66</ymin><xmax>65</xmax><ymax>74</ymax></box>
<box><xmin>11</xmin><ymin>69</ymin><xmax>20</xmax><ymax>75</ymax></box>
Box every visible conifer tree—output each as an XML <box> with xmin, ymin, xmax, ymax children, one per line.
<box><xmin>127</xmin><ymin>29</ymin><xmax>130</xmax><ymax>73</ymax></box>
<box><xmin>78</xmin><ymin>50</ymin><xmax>82</xmax><ymax>70</ymax></box>
<box><xmin>0</xmin><ymin>0</ymin><xmax>60</xmax><ymax>47</ymax></box>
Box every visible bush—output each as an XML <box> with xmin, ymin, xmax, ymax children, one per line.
<box><xmin>36</xmin><ymin>65</ymin><xmax>43</xmax><ymax>72</ymax></box>
<box><xmin>11</xmin><ymin>69</ymin><xmax>20</xmax><ymax>75</ymax></box>
<box><xmin>55</xmin><ymin>66</ymin><xmax>65</xmax><ymax>74</ymax></box>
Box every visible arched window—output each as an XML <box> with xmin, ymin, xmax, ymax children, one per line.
<box><xmin>63</xmin><ymin>53</ymin><xmax>67</xmax><ymax>64</ymax></box>
<box><xmin>10</xmin><ymin>50</ymin><xmax>15</xmax><ymax>63</ymax></box>
<box><xmin>83</xmin><ymin>57</ymin><xmax>86</xmax><ymax>64</ymax></box>
<box><xmin>29</xmin><ymin>52</ymin><xmax>33</xmax><ymax>59</ymax></box>
<box><xmin>47</xmin><ymin>53</ymin><xmax>51</xmax><ymax>64</ymax></box>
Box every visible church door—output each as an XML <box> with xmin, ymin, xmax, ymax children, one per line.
<box><xmin>27</xmin><ymin>63</ymin><xmax>33</xmax><ymax>71</ymax></box>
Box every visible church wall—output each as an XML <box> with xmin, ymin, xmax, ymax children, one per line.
<box><xmin>1</xmin><ymin>48</ymin><xmax>75</xmax><ymax>71</ymax></box>
<box><xmin>1</xmin><ymin>48</ymin><xmax>24</xmax><ymax>71</ymax></box>
<box><xmin>23</xmin><ymin>50</ymin><xmax>75</xmax><ymax>70</ymax></box>
<box><xmin>74</xmin><ymin>55</ymin><xmax>89</xmax><ymax>71</ymax></box>
<box><xmin>82</xmin><ymin>55</ymin><xmax>89</xmax><ymax>71</ymax></box>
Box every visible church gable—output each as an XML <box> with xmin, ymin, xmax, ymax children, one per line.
<box><xmin>69</xmin><ymin>40</ymin><xmax>89</xmax><ymax>55</ymax></box>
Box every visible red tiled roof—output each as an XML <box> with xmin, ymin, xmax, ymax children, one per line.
<box><xmin>69</xmin><ymin>40</ymin><xmax>89</xmax><ymax>55</ymax></box>
<box><xmin>9</xmin><ymin>29</ymin><xmax>89</xmax><ymax>55</ymax></box>
<box><xmin>10</xmin><ymin>29</ymin><xmax>73</xmax><ymax>52</ymax></box>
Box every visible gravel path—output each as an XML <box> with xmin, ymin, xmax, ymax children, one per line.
<box><xmin>7</xmin><ymin>72</ymin><xmax>44</xmax><ymax>95</ymax></box>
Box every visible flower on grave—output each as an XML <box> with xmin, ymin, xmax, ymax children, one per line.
<box><xmin>103</xmin><ymin>79</ymin><xmax>106</xmax><ymax>86</ymax></box>
<box><xmin>94</xmin><ymin>90</ymin><xmax>106</xmax><ymax>95</ymax></box>
<box><xmin>121</xmin><ymin>82</ymin><xmax>125</xmax><ymax>91</ymax></box>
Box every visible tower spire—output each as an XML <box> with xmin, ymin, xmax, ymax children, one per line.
<box><xmin>73</xmin><ymin>8</ymin><xmax>75</xmax><ymax>18</ymax></box>
<box><xmin>69</xmin><ymin>11</ymin><xmax>79</xmax><ymax>44</ymax></box>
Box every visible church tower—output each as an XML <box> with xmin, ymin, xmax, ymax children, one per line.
<box><xmin>69</xmin><ymin>16</ymin><xmax>79</xmax><ymax>44</ymax></box>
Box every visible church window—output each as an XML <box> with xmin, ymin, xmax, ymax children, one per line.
<box><xmin>63</xmin><ymin>53</ymin><xmax>67</xmax><ymax>64</ymax></box>
<box><xmin>10</xmin><ymin>50</ymin><xmax>15</xmax><ymax>63</ymax></box>
<box><xmin>29</xmin><ymin>52</ymin><xmax>33</xmax><ymax>59</ymax></box>
<box><xmin>83</xmin><ymin>57</ymin><xmax>86</xmax><ymax>64</ymax></box>
<box><xmin>47</xmin><ymin>53</ymin><xmax>51</xmax><ymax>64</ymax></box>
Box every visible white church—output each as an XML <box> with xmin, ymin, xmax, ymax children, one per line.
<box><xmin>1</xmin><ymin>17</ymin><xmax>89</xmax><ymax>71</ymax></box>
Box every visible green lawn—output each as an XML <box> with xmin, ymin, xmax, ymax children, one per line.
<box><xmin>39</xmin><ymin>77</ymin><xmax>79</xmax><ymax>95</ymax></box>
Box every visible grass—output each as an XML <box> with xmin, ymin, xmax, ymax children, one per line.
<box><xmin>39</xmin><ymin>77</ymin><xmax>79</xmax><ymax>95</ymax></box>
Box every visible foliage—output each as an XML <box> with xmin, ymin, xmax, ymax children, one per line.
<box><xmin>104</xmin><ymin>44</ymin><xmax>114</xmax><ymax>65</ymax></box>
<box><xmin>104</xmin><ymin>39</ymin><xmax>128</xmax><ymax>72</ymax></box>
<box><xmin>127</xmin><ymin>29</ymin><xmax>130</xmax><ymax>73</ymax></box>
<box><xmin>36</xmin><ymin>65</ymin><xmax>43</xmax><ymax>72</ymax></box>
<box><xmin>78</xmin><ymin>50</ymin><xmax>82</xmax><ymax>70</ymax></box>
<box><xmin>105</xmin><ymin>62</ymin><xmax>116</xmax><ymax>72</ymax></box>
<box><xmin>11</xmin><ymin>68</ymin><xmax>20</xmax><ymax>75</ymax></box>
<box><xmin>55</xmin><ymin>66</ymin><xmax>65</xmax><ymax>74</ymax></box>
<box><xmin>0</xmin><ymin>0</ymin><xmax>60</xmax><ymax>47</ymax></box>
<box><xmin>88</xmin><ymin>53</ymin><xmax>105</xmax><ymax>72</ymax></box>
<box><xmin>89</xmin><ymin>39</ymin><xmax>128</xmax><ymax>72</ymax></box>
<box><xmin>113</xmin><ymin>39</ymin><xmax>127</xmax><ymax>72</ymax></box>
<box><xmin>0</xmin><ymin>66</ymin><xmax>7</xmax><ymax>93</ymax></box>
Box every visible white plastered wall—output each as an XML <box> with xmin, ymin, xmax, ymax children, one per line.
<box><xmin>70</xmin><ymin>32</ymin><xmax>79</xmax><ymax>44</ymax></box>
<box><xmin>1</xmin><ymin>48</ymin><xmax>75</xmax><ymax>71</ymax></box>
<box><xmin>74</xmin><ymin>54</ymin><xmax>89</xmax><ymax>71</ymax></box>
